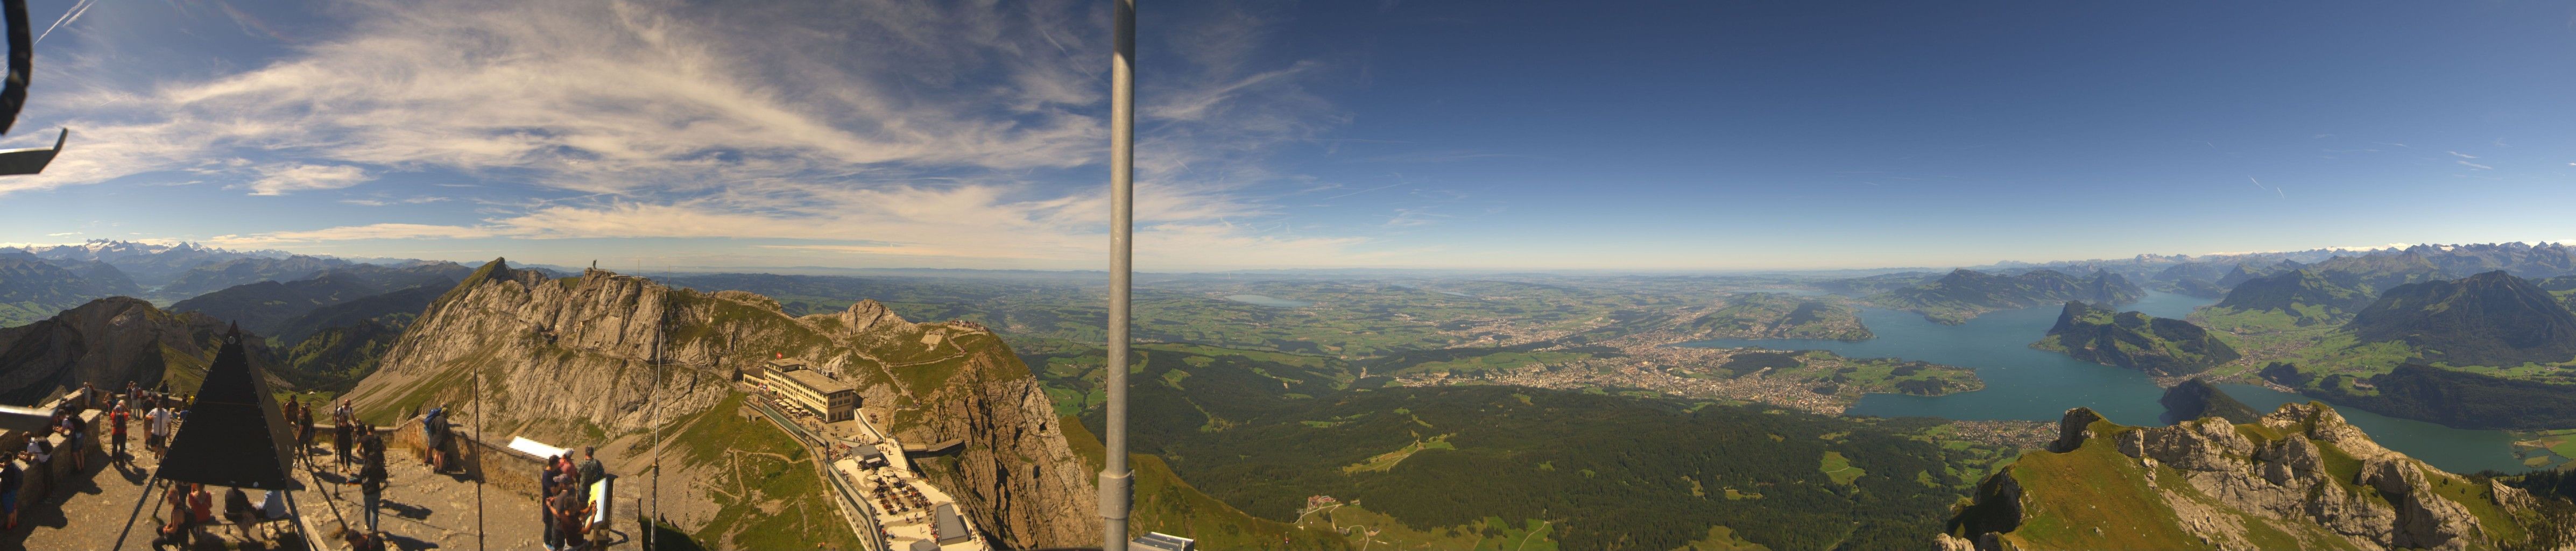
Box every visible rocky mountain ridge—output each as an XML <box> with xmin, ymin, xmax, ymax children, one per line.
<box><xmin>342</xmin><ymin>259</ymin><xmax>1100</xmax><ymax>548</ymax></box>
<box><xmin>0</xmin><ymin>296</ymin><xmax>286</xmax><ymax>403</ymax></box>
<box><xmin>1943</xmin><ymin>402</ymin><xmax>2571</xmax><ymax>550</ymax></box>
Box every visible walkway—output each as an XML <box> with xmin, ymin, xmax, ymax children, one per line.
<box><xmin>12</xmin><ymin>428</ymin><xmax>638</xmax><ymax>550</ymax></box>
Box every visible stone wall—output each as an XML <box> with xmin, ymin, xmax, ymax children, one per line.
<box><xmin>383</xmin><ymin>416</ymin><xmax>546</xmax><ymax>498</ymax></box>
<box><xmin>3</xmin><ymin>388</ymin><xmax>104</xmax><ymax>517</ymax></box>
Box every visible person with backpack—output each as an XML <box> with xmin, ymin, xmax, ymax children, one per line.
<box><xmin>109</xmin><ymin>400</ymin><xmax>130</xmax><ymax>464</ymax></box>
<box><xmin>421</xmin><ymin>406</ymin><xmax>448</xmax><ymax>471</ymax></box>
<box><xmin>352</xmin><ymin>430</ymin><xmax>389</xmax><ymax>534</ymax></box>
<box><xmin>57</xmin><ymin>412</ymin><xmax>86</xmax><ymax>472</ymax></box>
<box><xmin>577</xmin><ymin>447</ymin><xmax>605</xmax><ymax>497</ymax></box>
<box><xmin>298</xmin><ymin>397</ymin><xmax>317</xmax><ymax>455</ymax></box>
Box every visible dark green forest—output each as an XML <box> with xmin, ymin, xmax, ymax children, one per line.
<box><xmin>1042</xmin><ymin>345</ymin><xmax>2008</xmax><ymax>550</ymax></box>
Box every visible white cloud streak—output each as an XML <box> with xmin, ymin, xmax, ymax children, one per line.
<box><xmin>247</xmin><ymin>163</ymin><xmax>371</xmax><ymax>195</ymax></box>
<box><xmin>24</xmin><ymin>0</ymin><xmax>1373</xmax><ymax>269</ymax></box>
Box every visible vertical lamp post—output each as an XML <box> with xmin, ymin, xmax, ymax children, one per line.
<box><xmin>1099</xmin><ymin>0</ymin><xmax>1137</xmax><ymax>550</ymax></box>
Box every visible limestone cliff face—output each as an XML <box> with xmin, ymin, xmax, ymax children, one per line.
<box><xmin>0</xmin><ymin>296</ymin><xmax>283</xmax><ymax>403</ymax></box>
<box><xmin>1949</xmin><ymin>403</ymin><xmax>2570</xmax><ymax>551</ymax></box>
<box><xmin>344</xmin><ymin>259</ymin><xmax>1099</xmax><ymax>549</ymax></box>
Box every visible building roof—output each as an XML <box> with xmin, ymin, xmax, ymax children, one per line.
<box><xmin>780</xmin><ymin>369</ymin><xmax>853</xmax><ymax>395</ymax></box>
<box><xmin>157</xmin><ymin>326</ymin><xmax>304</xmax><ymax>490</ymax></box>
<box><xmin>1133</xmin><ymin>532</ymin><xmax>1197</xmax><ymax>551</ymax></box>
<box><xmin>934</xmin><ymin>502</ymin><xmax>970</xmax><ymax>544</ymax></box>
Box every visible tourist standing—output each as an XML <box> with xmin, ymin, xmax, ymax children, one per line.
<box><xmin>552</xmin><ymin>477</ymin><xmax>590</xmax><ymax>550</ymax></box>
<box><xmin>1</xmin><ymin>455</ymin><xmax>22</xmax><ymax>532</ymax></box>
<box><xmin>298</xmin><ymin>397</ymin><xmax>316</xmax><ymax>453</ymax></box>
<box><xmin>355</xmin><ymin>431</ymin><xmax>389</xmax><ymax>534</ymax></box>
<box><xmin>422</xmin><ymin>406</ymin><xmax>448</xmax><ymax>472</ymax></box>
<box><xmin>58</xmin><ymin>412</ymin><xmax>86</xmax><ymax>471</ymax></box>
<box><xmin>334</xmin><ymin>401</ymin><xmax>356</xmax><ymax>472</ymax></box>
<box><xmin>540</xmin><ymin>455</ymin><xmax>561</xmax><ymax>550</ymax></box>
<box><xmin>577</xmin><ymin>446</ymin><xmax>605</xmax><ymax>497</ymax></box>
<box><xmin>109</xmin><ymin>400</ymin><xmax>130</xmax><ymax>463</ymax></box>
<box><xmin>147</xmin><ymin>403</ymin><xmax>173</xmax><ymax>457</ymax></box>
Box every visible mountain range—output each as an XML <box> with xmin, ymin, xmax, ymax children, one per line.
<box><xmin>0</xmin><ymin>251</ymin><xmax>147</xmax><ymax>327</ymax></box>
<box><xmin>168</xmin><ymin>261</ymin><xmax>470</xmax><ymax>338</ymax></box>
<box><xmin>0</xmin><ymin>296</ymin><xmax>287</xmax><ymax>404</ymax></box>
<box><xmin>2345</xmin><ymin>271</ymin><xmax>2576</xmax><ymax>368</ymax></box>
<box><xmin>1861</xmin><ymin>269</ymin><xmax>2145</xmax><ymax>324</ymax></box>
<box><xmin>1681</xmin><ymin>292</ymin><xmax>1874</xmax><ymax>341</ymax></box>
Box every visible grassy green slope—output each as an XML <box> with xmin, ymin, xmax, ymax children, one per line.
<box><xmin>1041</xmin><ymin>342</ymin><xmax>2010</xmax><ymax>551</ymax></box>
<box><xmin>1062</xmin><ymin>415</ymin><xmax>1354</xmax><ymax>550</ymax></box>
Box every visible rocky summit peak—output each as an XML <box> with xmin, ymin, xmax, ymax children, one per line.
<box><xmin>1945</xmin><ymin>401</ymin><xmax>2560</xmax><ymax>550</ymax></box>
<box><xmin>343</xmin><ymin>265</ymin><xmax>1099</xmax><ymax>548</ymax></box>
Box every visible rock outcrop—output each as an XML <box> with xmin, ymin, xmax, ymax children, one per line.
<box><xmin>1946</xmin><ymin>402</ymin><xmax>2570</xmax><ymax>550</ymax></box>
<box><xmin>0</xmin><ymin>296</ymin><xmax>284</xmax><ymax>404</ymax></box>
<box><xmin>344</xmin><ymin>259</ymin><xmax>1099</xmax><ymax>549</ymax></box>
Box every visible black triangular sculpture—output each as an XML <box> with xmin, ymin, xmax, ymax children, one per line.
<box><xmin>156</xmin><ymin>323</ymin><xmax>303</xmax><ymax>490</ymax></box>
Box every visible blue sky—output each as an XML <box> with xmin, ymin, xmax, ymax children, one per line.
<box><xmin>0</xmin><ymin>1</ymin><xmax>2570</xmax><ymax>271</ymax></box>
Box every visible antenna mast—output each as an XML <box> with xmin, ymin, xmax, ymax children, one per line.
<box><xmin>1100</xmin><ymin>0</ymin><xmax>1137</xmax><ymax>549</ymax></box>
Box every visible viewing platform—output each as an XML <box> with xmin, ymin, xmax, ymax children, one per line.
<box><xmin>3</xmin><ymin>389</ymin><xmax>640</xmax><ymax>550</ymax></box>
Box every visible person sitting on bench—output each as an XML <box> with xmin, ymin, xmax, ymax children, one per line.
<box><xmin>156</xmin><ymin>483</ymin><xmax>194</xmax><ymax>546</ymax></box>
<box><xmin>225</xmin><ymin>486</ymin><xmax>257</xmax><ymax>540</ymax></box>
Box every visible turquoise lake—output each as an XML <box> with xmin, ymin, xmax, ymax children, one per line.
<box><xmin>1676</xmin><ymin>291</ymin><xmax>2527</xmax><ymax>474</ymax></box>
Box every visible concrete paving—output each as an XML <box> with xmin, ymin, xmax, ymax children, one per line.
<box><xmin>12</xmin><ymin>429</ymin><xmax>639</xmax><ymax>550</ymax></box>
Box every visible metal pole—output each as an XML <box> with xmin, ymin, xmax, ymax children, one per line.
<box><xmin>1099</xmin><ymin>1</ymin><xmax>1136</xmax><ymax>550</ymax></box>
<box><xmin>651</xmin><ymin>306</ymin><xmax>666</xmax><ymax>550</ymax></box>
<box><xmin>475</xmin><ymin>373</ymin><xmax>485</xmax><ymax>551</ymax></box>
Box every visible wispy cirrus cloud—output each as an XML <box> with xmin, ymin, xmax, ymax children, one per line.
<box><xmin>2459</xmin><ymin>160</ymin><xmax>2494</xmax><ymax>170</ymax></box>
<box><xmin>22</xmin><ymin>0</ymin><xmax>1375</xmax><ymax>269</ymax></box>
<box><xmin>246</xmin><ymin>163</ymin><xmax>371</xmax><ymax>195</ymax></box>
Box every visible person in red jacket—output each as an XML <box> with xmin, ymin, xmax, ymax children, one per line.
<box><xmin>109</xmin><ymin>400</ymin><xmax>130</xmax><ymax>463</ymax></box>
